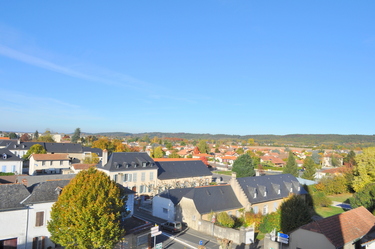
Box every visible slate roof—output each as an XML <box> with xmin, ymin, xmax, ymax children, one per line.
<box><xmin>17</xmin><ymin>174</ymin><xmax>76</xmax><ymax>187</ymax></box>
<box><xmin>159</xmin><ymin>187</ymin><xmax>195</xmax><ymax>205</ymax></box>
<box><xmin>156</xmin><ymin>160</ymin><xmax>212</xmax><ymax>180</ymax></box>
<box><xmin>83</xmin><ymin>146</ymin><xmax>103</xmax><ymax>157</ymax></box>
<box><xmin>185</xmin><ymin>185</ymin><xmax>243</xmax><ymax>214</ymax></box>
<box><xmin>237</xmin><ymin>174</ymin><xmax>308</xmax><ymax>204</ymax></box>
<box><xmin>0</xmin><ymin>148</ymin><xmax>22</xmax><ymax>162</ymax></box>
<box><xmin>159</xmin><ymin>185</ymin><xmax>242</xmax><ymax>214</ymax></box>
<box><xmin>0</xmin><ymin>184</ymin><xmax>30</xmax><ymax>211</ymax></box>
<box><xmin>299</xmin><ymin>206</ymin><xmax>375</xmax><ymax>248</ymax></box>
<box><xmin>22</xmin><ymin>180</ymin><xmax>71</xmax><ymax>205</ymax></box>
<box><xmin>99</xmin><ymin>152</ymin><xmax>157</xmax><ymax>172</ymax></box>
<box><xmin>44</xmin><ymin>143</ymin><xmax>83</xmax><ymax>153</ymax></box>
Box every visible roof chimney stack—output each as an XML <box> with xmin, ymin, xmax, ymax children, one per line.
<box><xmin>102</xmin><ymin>149</ymin><xmax>108</xmax><ymax>166</ymax></box>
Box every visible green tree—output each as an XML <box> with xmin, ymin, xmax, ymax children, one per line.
<box><xmin>349</xmin><ymin>183</ymin><xmax>375</xmax><ymax>213</ymax></box>
<box><xmin>152</xmin><ymin>146</ymin><xmax>164</xmax><ymax>158</ymax></box>
<box><xmin>352</xmin><ymin>147</ymin><xmax>375</xmax><ymax>192</ymax></box>
<box><xmin>279</xmin><ymin>195</ymin><xmax>312</xmax><ymax>233</ymax></box>
<box><xmin>83</xmin><ymin>153</ymin><xmax>100</xmax><ymax>164</ymax></box>
<box><xmin>236</xmin><ymin>148</ymin><xmax>244</xmax><ymax>155</ymax></box>
<box><xmin>197</xmin><ymin>140</ymin><xmax>209</xmax><ymax>154</ymax></box>
<box><xmin>301</xmin><ymin>156</ymin><xmax>316</xmax><ymax>180</ymax></box>
<box><xmin>22</xmin><ymin>144</ymin><xmax>47</xmax><ymax>160</ymax></box>
<box><xmin>344</xmin><ymin>150</ymin><xmax>356</xmax><ymax>167</ymax></box>
<box><xmin>232</xmin><ymin>154</ymin><xmax>255</xmax><ymax>178</ymax></box>
<box><xmin>283</xmin><ymin>152</ymin><xmax>298</xmax><ymax>177</ymax></box>
<box><xmin>311</xmin><ymin>151</ymin><xmax>321</xmax><ymax>165</ymax></box>
<box><xmin>34</xmin><ymin>130</ymin><xmax>39</xmax><ymax>140</ymax></box>
<box><xmin>168</xmin><ymin>150</ymin><xmax>180</xmax><ymax>158</ymax></box>
<box><xmin>48</xmin><ymin>168</ymin><xmax>126</xmax><ymax>249</ymax></box>
<box><xmin>71</xmin><ymin>128</ymin><xmax>81</xmax><ymax>143</ymax></box>
<box><xmin>9</xmin><ymin>132</ymin><xmax>17</xmax><ymax>139</ymax></box>
<box><xmin>38</xmin><ymin>130</ymin><xmax>55</xmax><ymax>142</ymax></box>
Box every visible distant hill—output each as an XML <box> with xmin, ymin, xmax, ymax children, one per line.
<box><xmin>85</xmin><ymin>132</ymin><xmax>375</xmax><ymax>148</ymax></box>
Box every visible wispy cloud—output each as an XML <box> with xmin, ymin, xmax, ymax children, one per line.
<box><xmin>0</xmin><ymin>44</ymin><xmax>150</xmax><ymax>91</ymax></box>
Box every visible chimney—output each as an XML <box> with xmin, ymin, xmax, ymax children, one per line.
<box><xmin>102</xmin><ymin>149</ymin><xmax>108</xmax><ymax>166</ymax></box>
<box><xmin>232</xmin><ymin>172</ymin><xmax>237</xmax><ymax>179</ymax></box>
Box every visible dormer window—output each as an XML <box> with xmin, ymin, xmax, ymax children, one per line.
<box><xmin>264</xmin><ymin>191</ymin><xmax>267</xmax><ymax>197</ymax></box>
<box><xmin>2</xmin><ymin>153</ymin><xmax>7</xmax><ymax>160</ymax></box>
<box><xmin>142</xmin><ymin>162</ymin><xmax>146</xmax><ymax>167</ymax></box>
<box><xmin>290</xmin><ymin>188</ymin><xmax>293</xmax><ymax>193</ymax></box>
<box><xmin>278</xmin><ymin>189</ymin><xmax>280</xmax><ymax>195</ymax></box>
<box><xmin>254</xmin><ymin>192</ymin><xmax>257</xmax><ymax>198</ymax></box>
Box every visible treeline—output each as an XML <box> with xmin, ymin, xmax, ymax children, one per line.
<box><xmin>86</xmin><ymin>132</ymin><xmax>375</xmax><ymax>148</ymax></box>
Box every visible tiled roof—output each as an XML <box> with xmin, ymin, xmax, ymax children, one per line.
<box><xmin>300</xmin><ymin>206</ymin><xmax>375</xmax><ymax>248</ymax></box>
<box><xmin>237</xmin><ymin>174</ymin><xmax>307</xmax><ymax>204</ymax></box>
<box><xmin>71</xmin><ymin>163</ymin><xmax>95</xmax><ymax>170</ymax></box>
<box><xmin>156</xmin><ymin>160</ymin><xmax>212</xmax><ymax>180</ymax></box>
<box><xmin>0</xmin><ymin>184</ymin><xmax>30</xmax><ymax>210</ymax></box>
<box><xmin>32</xmin><ymin>153</ymin><xmax>69</xmax><ymax>161</ymax></box>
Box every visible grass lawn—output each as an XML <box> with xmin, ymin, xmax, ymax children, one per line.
<box><xmin>327</xmin><ymin>193</ymin><xmax>353</xmax><ymax>203</ymax></box>
<box><xmin>215</xmin><ymin>170</ymin><xmax>233</xmax><ymax>175</ymax></box>
<box><xmin>315</xmin><ymin>206</ymin><xmax>346</xmax><ymax>218</ymax></box>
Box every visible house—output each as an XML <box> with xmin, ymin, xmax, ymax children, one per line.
<box><xmin>315</xmin><ymin>166</ymin><xmax>350</xmax><ymax>179</ymax></box>
<box><xmin>229</xmin><ymin>173</ymin><xmax>308</xmax><ymax>214</ymax></box>
<box><xmin>260</xmin><ymin>156</ymin><xmax>286</xmax><ymax>167</ymax></box>
<box><xmin>155</xmin><ymin>160</ymin><xmax>212</xmax><ymax>193</ymax></box>
<box><xmin>21</xmin><ymin>180</ymin><xmax>71</xmax><ymax>249</ymax></box>
<box><xmin>321</xmin><ymin>153</ymin><xmax>343</xmax><ymax>167</ymax></box>
<box><xmin>0</xmin><ymin>148</ymin><xmax>23</xmax><ymax>174</ymax></box>
<box><xmin>152</xmin><ymin>185</ymin><xmax>242</xmax><ymax>230</ymax></box>
<box><xmin>28</xmin><ymin>153</ymin><xmax>71</xmax><ymax>175</ymax></box>
<box><xmin>289</xmin><ymin>206</ymin><xmax>375</xmax><ymax>249</ymax></box>
<box><xmin>97</xmin><ymin>151</ymin><xmax>158</xmax><ymax>196</ymax></box>
<box><xmin>0</xmin><ymin>184</ymin><xmax>30</xmax><ymax>249</ymax></box>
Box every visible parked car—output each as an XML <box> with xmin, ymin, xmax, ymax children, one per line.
<box><xmin>160</xmin><ymin>221</ymin><xmax>183</xmax><ymax>233</ymax></box>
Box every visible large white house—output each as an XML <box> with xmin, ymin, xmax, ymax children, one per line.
<box><xmin>29</xmin><ymin>154</ymin><xmax>71</xmax><ymax>175</ymax></box>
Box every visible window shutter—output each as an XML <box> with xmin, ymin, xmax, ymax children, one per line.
<box><xmin>35</xmin><ymin>211</ymin><xmax>44</xmax><ymax>226</ymax></box>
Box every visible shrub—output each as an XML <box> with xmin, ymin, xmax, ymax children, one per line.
<box><xmin>217</xmin><ymin>212</ymin><xmax>235</xmax><ymax>228</ymax></box>
<box><xmin>244</xmin><ymin>211</ymin><xmax>263</xmax><ymax>230</ymax></box>
<box><xmin>258</xmin><ymin>211</ymin><xmax>281</xmax><ymax>234</ymax></box>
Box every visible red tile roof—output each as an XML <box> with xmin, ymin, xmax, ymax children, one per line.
<box><xmin>153</xmin><ymin>158</ymin><xmax>202</xmax><ymax>162</ymax></box>
<box><xmin>32</xmin><ymin>153</ymin><xmax>69</xmax><ymax>160</ymax></box>
<box><xmin>300</xmin><ymin>207</ymin><xmax>375</xmax><ymax>248</ymax></box>
<box><xmin>71</xmin><ymin>163</ymin><xmax>96</xmax><ymax>170</ymax></box>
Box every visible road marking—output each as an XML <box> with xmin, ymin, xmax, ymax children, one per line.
<box><xmin>161</xmin><ymin>232</ymin><xmax>197</xmax><ymax>249</ymax></box>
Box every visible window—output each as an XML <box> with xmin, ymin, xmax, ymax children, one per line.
<box><xmin>12</xmin><ymin>165</ymin><xmax>16</xmax><ymax>173</ymax></box>
<box><xmin>133</xmin><ymin>173</ymin><xmax>137</xmax><ymax>182</ymax></box>
<box><xmin>114</xmin><ymin>174</ymin><xmax>118</xmax><ymax>183</ymax></box>
<box><xmin>60</xmin><ymin>160</ymin><xmax>63</xmax><ymax>166</ymax></box>
<box><xmin>2</xmin><ymin>165</ymin><xmax>6</xmax><ymax>172</ymax></box>
<box><xmin>192</xmin><ymin>215</ymin><xmax>196</xmax><ymax>221</ymax></box>
<box><xmin>140</xmin><ymin>185</ymin><xmax>145</xmax><ymax>193</ymax></box>
<box><xmin>141</xmin><ymin>172</ymin><xmax>145</xmax><ymax>182</ymax></box>
<box><xmin>142</xmin><ymin>162</ymin><xmax>146</xmax><ymax>167</ymax></box>
<box><xmin>35</xmin><ymin>211</ymin><xmax>44</xmax><ymax>226</ymax></box>
<box><xmin>150</xmin><ymin>172</ymin><xmax>154</xmax><ymax>181</ymax></box>
<box><xmin>148</xmin><ymin>184</ymin><xmax>153</xmax><ymax>192</ymax></box>
<box><xmin>263</xmin><ymin>205</ymin><xmax>268</xmax><ymax>215</ymax></box>
<box><xmin>124</xmin><ymin>174</ymin><xmax>132</xmax><ymax>182</ymax></box>
<box><xmin>32</xmin><ymin>236</ymin><xmax>45</xmax><ymax>249</ymax></box>
<box><xmin>163</xmin><ymin>208</ymin><xmax>168</xmax><ymax>214</ymax></box>
<box><xmin>253</xmin><ymin>206</ymin><xmax>258</xmax><ymax>214</ymax></box>
<box><xmin>42</xmin><ymin>161</ymin><xmax>45</xmax><ymax>166</ymax></box>
<box><xmin>273</xmin><ymin>202</ymin><xmax>278</xmax><ymax>212</ymax></box>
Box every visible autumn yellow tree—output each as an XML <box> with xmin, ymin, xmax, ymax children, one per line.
<box><xmin>48</xmin><ymin>168</ymin><xmax>127</xmax><ymax>248</ymax></box>
<box><xmin>352</xmin><ymin>147</ymin><xmax>375</xmax><ymax>192</ymax></box>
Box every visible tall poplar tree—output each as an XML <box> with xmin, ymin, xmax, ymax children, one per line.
<box><xmin>71</xmin><ymin>128</ymin><xmax>81</xmax><ymax>143</ymax></box>
<box><xmin>283</xmin><ymin>151</ymin><xmax>299</xmax><ymax>177</ymax></box>
<box><xmin>48</xmin><ymin>168</ymin><xmax>127</xmax><ymax>249</ymax></box>
<box><xmin>302</xmin><ymin>156</ymin><xmax>316</xmax><ymax>180</ymax></box>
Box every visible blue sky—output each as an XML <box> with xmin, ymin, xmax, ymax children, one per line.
<box><xmin>1</xmin><ymin>1</ymin><xmax>374</xmax><ymax>135</ymax></box>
